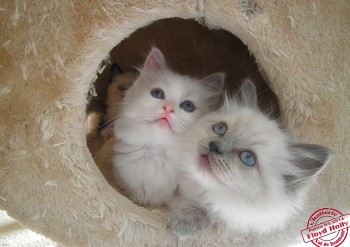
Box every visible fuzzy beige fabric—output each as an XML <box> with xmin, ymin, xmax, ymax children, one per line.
<box><xmin>0</xmin><ymin>209</ymin><xmax>54</xmax><ymax>246</ymax></box>
<box><xmin>0</xmin><ymin>0</ymin><xmax>349</xmax><ymax>246</ymax></box>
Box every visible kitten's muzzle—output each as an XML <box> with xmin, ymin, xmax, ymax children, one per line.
<box><xmin>209</xmin><ymin>141</ymin><xmax>223</xmax><ymax>154</ymax></box>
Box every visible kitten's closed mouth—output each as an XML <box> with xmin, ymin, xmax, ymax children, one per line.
<box><xmin>155</xmin><ymin>117</ymin><xmax>171</xmax><ymax>129</ymax></box>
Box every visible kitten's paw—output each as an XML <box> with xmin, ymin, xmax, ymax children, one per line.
<box><xmin>169</xmin><ymin>207</ymin><xmax>210</xmax><ymax>240</ymax></box>
<box><xmin>86</xmin><ymin>112</ymin><xmax>103</xmax><ymax>137</ymax></box>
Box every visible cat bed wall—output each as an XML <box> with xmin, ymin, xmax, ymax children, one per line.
<box><xmin>0</xmin><ymin>1</ymin><xmax>349</xmax><ymax>246</ymax></box>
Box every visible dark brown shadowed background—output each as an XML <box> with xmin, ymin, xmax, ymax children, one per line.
<box><xmin>92</xmin><ymin>18</ymin><xmax>279</xmax><ymax>118</ymax></box>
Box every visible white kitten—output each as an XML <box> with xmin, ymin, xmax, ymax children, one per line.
<box><xmin>170</xmin><ymin>79</ymin><xmax>332</xmax><ymax>239</ymax></box>
<box><xmin>112</xmin><ymin>47</ymin><xmax>225</xmax><ymax>207</ymax></box>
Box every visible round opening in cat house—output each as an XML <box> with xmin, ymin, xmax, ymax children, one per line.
<box><xmin>86</xmin><ymin>17</ymin><xmax>280</xmax><ymax>200</ymax></box>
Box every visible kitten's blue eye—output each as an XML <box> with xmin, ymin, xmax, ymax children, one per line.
<box><xmin>239</xmin><ymin>150</ymin><xmax>256</xmax><ymax>167</ymax></box>
<box><xmin>212</xmin><ymin>122</ymin><xmax>227</xmax><ymax>136</ymax></box>
<box><xmin>151</xmin><ymin>88</ymin><xmax>165</xmax><ymax>99</ymax></box>
<box><xmin>180</xmin><ymin>100</ymin><xmax>195</xmax><ymax>112</ymax></box>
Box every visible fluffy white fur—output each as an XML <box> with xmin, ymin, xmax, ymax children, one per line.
<box><xmin>112</xmin><ymin>47</ymin><xmax>224</xmax><ymax>207</ymax></box>
<box><xmin>170</xmin><ymin>79</ymin><xmax>332</xmax><ymax>239</ymax></box>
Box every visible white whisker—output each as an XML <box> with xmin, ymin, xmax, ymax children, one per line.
<box><xmin>99</xmin><ymin>112</ymin><xmax>130</xmax><ymax>129</ymax></box>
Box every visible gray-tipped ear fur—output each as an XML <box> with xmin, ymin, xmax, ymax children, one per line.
<box><xmin>235</xmin><ymin>78</ymin><xmax>258</xmax><ymax>108</ymax></box>
<box><xmin>201</xmin><ymin>72</ymin><xmax>225</xmax><ymax>93</ymax></box>
<box><xmin>143</xmin><ymin>47</ymin><xmax>167</xmax><ymax>73</ymax></box>
<box><xmin>285</xmin><ymin>143</ymin><xmax>333</xmax><ymax>191</ymax></box>
<box><xmin>200</xmin><ymin>72</ymin><xmax>225</xmax><ymax>109</ymax></box>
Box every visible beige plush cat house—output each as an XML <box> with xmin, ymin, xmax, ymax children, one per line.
<box><xmin>1</xmin><ymin>1</ymin><xmax>349</xmax><ymax>246</ymax></box>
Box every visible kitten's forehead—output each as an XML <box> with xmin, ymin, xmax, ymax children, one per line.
<box><xmin>196</xmin><ymin>104</ymin><xmax>287</xmax><ymax>150</ymax></box>
<box><xmin>152</xmin><ymin>71</ymin><xmax>211</xmax><ymax>100</ymax></box>
<box><xmin>158</xmin><ymin>72</ymin><xmax>199</xmax><ymax>89</ymax></box>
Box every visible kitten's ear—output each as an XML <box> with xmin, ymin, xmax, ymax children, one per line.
<box><xmin>201</xmin><ymin>72</ymin><xmax>225</xmax><ymax>108</ymax></box>
<box><xmin>235</xmin><ymin>79</ymin><xmax>258</xmax><ymax>108</ymax></box>
<box><xmin>201</xmin><ymin>72</ymin><xmax>225</xmax><ymax>93</ymax></box>
<box><xmin>143</xmin><ymin>47</ymin><xmax>167</xmax><ymax>73</ymax></box>
<box><xmin>285</xmin><ymin>143</ymin><xmax>333</xmax><ymax>191</ymax></box>
<box><xmin>109</xmin><ymin>63</ymin><xmax>123</xmax><ymax>84</ymax></box>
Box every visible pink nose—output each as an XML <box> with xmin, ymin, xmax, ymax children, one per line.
<box><xmin>163</xmin><ymin>105</ymin><xmax>174</xmax><ymax>115</ymax></box>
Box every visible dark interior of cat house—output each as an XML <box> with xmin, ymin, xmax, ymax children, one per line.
<box><xmin>86</xmin><ymin>17</ymin><xmax>280</xmax><ymax>189</ymax></box>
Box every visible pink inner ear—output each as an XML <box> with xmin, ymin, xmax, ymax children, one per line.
<box><xmin>143</xmin><ymin>47</ymin><xmax>166</xmax><ymax>72</ymax></box>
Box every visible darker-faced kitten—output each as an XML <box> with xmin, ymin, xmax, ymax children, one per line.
<box><xmin>169</xmin><ymin>79</ymin><xmax>332</xmax><ymax>239</ymax></box>
<box><xmin>86</xmin><ymin>63</ymin><xmax>137</xmax><ymax>152</ymax></box>
<box><xmin>104</xmin><ymin>63</ymin><xmax>139</xmax><ymax>124</ymax></box>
